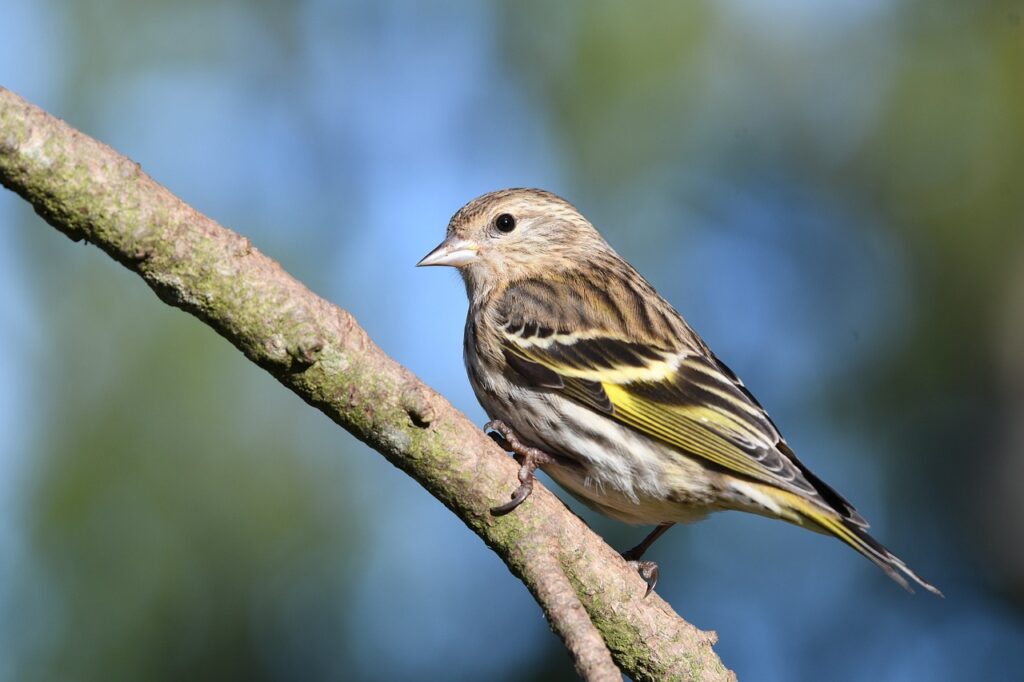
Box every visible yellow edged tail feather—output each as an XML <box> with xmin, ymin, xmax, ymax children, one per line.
<box><xmin>752</xmin><ymin>484</ymin><xmax>944</xmax><ymax>597</ymax></box>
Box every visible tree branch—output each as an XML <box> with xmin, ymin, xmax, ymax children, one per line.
<box><xmin>0</xmin><ymin>86</ymin><xmax>734</xmax><ymax>682</ymax></box>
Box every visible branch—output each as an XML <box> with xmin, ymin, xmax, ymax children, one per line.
<box><xmin>0</xmin><ymin>86</ymin><xmax>734</xmax><ymax>682</ymax></box>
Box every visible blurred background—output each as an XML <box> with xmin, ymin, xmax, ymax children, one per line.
<box><xmin>1</xmin><ymin>1</ymin><xmax>1023</xmax><ymax>680</ymax></box>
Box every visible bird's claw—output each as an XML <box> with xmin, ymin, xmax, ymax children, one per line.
<box><xmin>485</xmin><ymin>420</ymin><xmax>552</xmax><ymax>516</ymax></box>
<box><xmin>626</xmin><ymin>559</ymin><xmax>660</xmax><ymax>597</ymax></box>
<box><xmin>490</xmin><ymin>481</ymin><xmax>533</xmax><ymax>516</ymax></box>
<box><xmin>486</xmin><ymin>430</ymin><xmax>512</xmax><ymax>451</ymax></box>
<box><xmin>621</xmin><ymin>523</ymin><xmax>672</xmax><ymax>597</ymax></box>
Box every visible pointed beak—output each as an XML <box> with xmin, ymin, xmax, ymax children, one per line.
<box><xmin>416</xmin><ymin>237</ymin><xmax>479</xmax><ymax>267</ymax></box>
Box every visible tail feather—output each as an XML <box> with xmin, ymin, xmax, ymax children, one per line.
<box><xmin>765</xmin><ymin>486</ymin><xmax>944</xmax><ymax>597</ymax></box>
<box><xmin>777</xmin><ymin>441</ymin><xmax>869</xmax><ymax>529</ymax></box>
<box><xmin>826</xmin><ymin>516</ymin><xmax>943</xmax><ymax>597</ymax></box>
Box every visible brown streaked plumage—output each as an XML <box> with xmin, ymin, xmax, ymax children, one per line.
<box><xmin>418</xmin><ymin>188</ymin><xmax>941</xmax><ymax>597</ymax></box>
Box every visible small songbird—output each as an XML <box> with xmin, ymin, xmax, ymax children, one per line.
<box><xmin>418</xmin><ymin>188</ymin><xmax>941</xmax><ymax>597</ymax></box>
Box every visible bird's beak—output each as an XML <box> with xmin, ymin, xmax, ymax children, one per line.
<box><xmin>416</xmin><ymin>237</ymin><xmax>479</xmax><ymax>267</ymax></box>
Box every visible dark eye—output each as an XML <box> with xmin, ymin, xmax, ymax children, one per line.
<box><xmin>494</xmin><ymin>213</ymin><xmax>516</xmax><ymax>233</ymax></box>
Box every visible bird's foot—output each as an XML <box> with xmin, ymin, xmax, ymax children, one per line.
<box><xmin>624</xmin><ymin>559</ymin><xmax>660</xmax><ymax>598</ymax></box>
<box><xmin>485</xmin><ymin>420</ymin><xmax>553</xmax><ymax>516</ymax></box>
<box><xmin>621</xmin><ymin>523</ymin><xmax>673</xmax><ymax>597</ymax></box>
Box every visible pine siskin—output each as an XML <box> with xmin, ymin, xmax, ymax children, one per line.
<box><xmin>418</xmin><ymin>188</ymin><xmax>941</xmax><ymax>597</ymax></box>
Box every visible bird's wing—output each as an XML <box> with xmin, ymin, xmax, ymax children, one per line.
<box><xmin>495</xmin><ymin>276</ymin><xmax>867</xmax><ymax>527</ymax></box>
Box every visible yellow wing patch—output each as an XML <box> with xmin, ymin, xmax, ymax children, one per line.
<box><xmin>501</xmin><ymin>328</ymin><xmax>821</xmax><ymax>497</ymax></box>
<box><xmin>602</xmin><ymin>382</ymin><xmax>781</xmax><ymax>486</ymax></box>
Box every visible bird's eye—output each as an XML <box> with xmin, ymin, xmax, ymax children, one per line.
<box><xmin>494</xmin><ymin>213</ymin><xmax>516</xmax><ymax>233</ymax></box>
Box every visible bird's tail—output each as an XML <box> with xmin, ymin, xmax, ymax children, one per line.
<box><xmin>764</xmin><ymin>485</ymin><xmax>944</xmax><ymax>597</ymax></box>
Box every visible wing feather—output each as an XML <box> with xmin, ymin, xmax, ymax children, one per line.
<box><xmin>496</xmin><ymin>278</ymin><xmax>867</xmax><ymax>526</ymax></box>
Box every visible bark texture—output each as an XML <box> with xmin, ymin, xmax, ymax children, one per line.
<box><xmin>0</xmin><ymin>86</ymin><xmax>734</xmax><ymax>682</ymax></box>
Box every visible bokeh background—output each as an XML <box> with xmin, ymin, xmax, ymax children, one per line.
<box><xmin>2</xmin><ymin>1</ymin><xmax>1023</xmax><ymax>680</ymax></box>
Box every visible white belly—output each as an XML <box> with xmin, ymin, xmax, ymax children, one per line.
<box><xmin>473</xmin><ymin>375</ymin><xmax>723</xmax><ymax>525</ymax></box>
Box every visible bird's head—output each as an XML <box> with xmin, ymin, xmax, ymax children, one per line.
<box><xmin>417</xmin><ymin>188</ymin><xmax>609</xmax><ymax>301</ymax></box>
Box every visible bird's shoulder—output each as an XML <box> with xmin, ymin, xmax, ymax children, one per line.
<box><xmin>489</xmin><ymin>268</ymin><xmax>690</xmax><ymax>352</ymax></box>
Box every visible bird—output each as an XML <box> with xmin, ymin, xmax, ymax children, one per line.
<box><xmin>417</xmin><ymin>188</ymin><xmax>941</xmax><ymax>597</ymax></box>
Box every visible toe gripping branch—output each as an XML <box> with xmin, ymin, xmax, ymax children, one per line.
<box><xmin>484</xmin><ymin>420</ymin><xmax>553</xmax><ymax>516</ymax></box>
<box><xmin>622</xmin><ymin>523</ymin><xmax>674</xmax><ymax>597</ymax></box>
